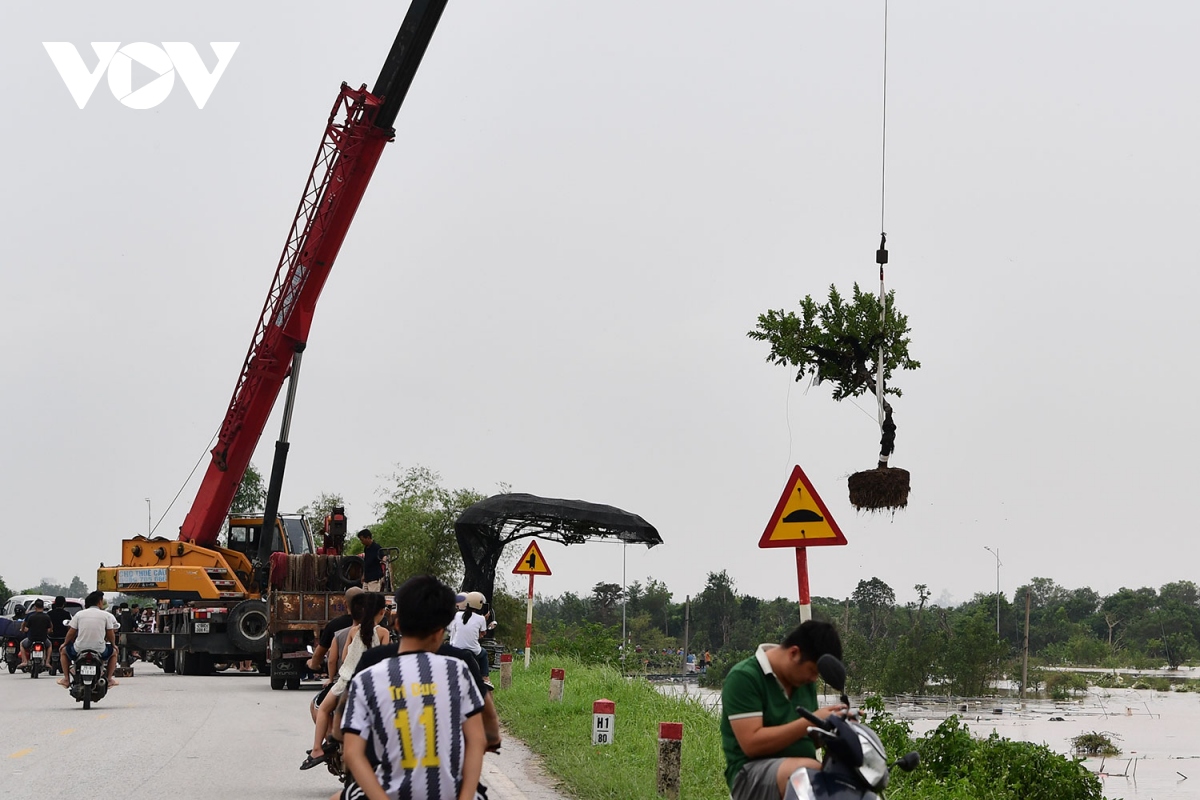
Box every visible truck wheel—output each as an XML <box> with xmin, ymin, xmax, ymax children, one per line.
<box><xmin>227</xmin><ymin>599</ymin><xmax>270</xmax><ymax>653</ymax></box>
<box><xmin>287</xmin><ymin>676</ymin><xmax>301</xmax><ymax>690</ymax></box>
<box><xmin>161</xmin><ymin>652</ymin><xmax>176</xmax><ymax>673</ymax></box>
<box><xmin>176</xmin><ymin>648</ymin><xmax>212</xmax><ymax>676</ymax></box>
<box><xmin>270</xmin><ymin>674</ymin><xmax>285</xmax><ymax>690</ymax></box>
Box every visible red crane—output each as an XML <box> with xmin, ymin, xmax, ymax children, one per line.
<box><xmin>179</xmin><ymin>0</ymin><xmax>450</xmax><ymax>548</ymax></box>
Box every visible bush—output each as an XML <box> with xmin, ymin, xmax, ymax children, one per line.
<box><xmin>1071</xmin><ymin>732</ymin><xmax>1121</xmax><ymax>757</ymax></box>
<box><xmin>697</xmin><ymin>648</ymin><xmax>750</xmax><ymax>688</ymax></box>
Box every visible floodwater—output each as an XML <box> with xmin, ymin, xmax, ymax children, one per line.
<box><xmin>899</xmin><ymin>687</ymin><xmax>1200</xmax><ymax>800</ymax></box>
<box><xmin>656</xmin><ymin>675</ymin><xmax>1200</xmax><ymax>800</ymax></box>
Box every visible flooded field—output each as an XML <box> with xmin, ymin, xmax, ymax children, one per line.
<box><xmin>899</xmin><ymin>688</ymin><xmax>1200</xmax><ymax>800</ymax></box>
<box><xmin>657</xmin><ymin>678</ymin><xmax>1200</xmax><ymax>800</ymax></box>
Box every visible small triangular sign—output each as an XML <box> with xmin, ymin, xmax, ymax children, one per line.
<box><xmin>512</xmin><ymin>540</ymin><xmax>552</xmax><ymax>575</ymax></box>
<box><xmin>758</xmin><ymin>465</ymin><xmax>848</xmax><ymax>548</ymax></box>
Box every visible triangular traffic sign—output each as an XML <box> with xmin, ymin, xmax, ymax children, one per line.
<box><xmin>759</xmin><ymin>465</ymin><xmax>848</xmax><ymax>548</ymax></box>
<box><xmin>512</xmin><ymin>540</ymin><xmax>552</xmax><ymax>575</ymax></box>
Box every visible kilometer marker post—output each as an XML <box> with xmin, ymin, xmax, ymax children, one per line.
<box><xmin>512</xmin><ymin>540</ymin><xmax>552</xmax><ymax>669</ymax></box>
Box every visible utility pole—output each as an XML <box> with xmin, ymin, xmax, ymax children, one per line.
<box><xmin>681</xmin><ymin>596</ymin><xmax>690</xmax><ymax>675</ymax></box>
<box><xmin>1021</xmin><ymin>590</ymin><xmax>1031</xmax><ymax>708</ymax></box>
<box><xmin>621</xmin><ymin>542</ymin><xmax>627</xmax><ymax>673</ymax></box>
<box><xmin>145</xmin><ymin>498</ymin><xmax>151</xmax><ymax>535</ymax></box>
<box><xmin>984</xmin><ymin>546</ymin><xmax>1002</xmax><ymax>636</ymax></box>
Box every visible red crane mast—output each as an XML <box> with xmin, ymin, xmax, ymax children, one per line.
<box><xmin>179</xmin><ymin>0</ymin><xmax>449</xmax><ymax>547</ymax></box>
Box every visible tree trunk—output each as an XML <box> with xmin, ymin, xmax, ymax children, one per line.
<box><xmin>874</xmin><ymin>391</ymin><xmax>897</xmax><ymax>469</ymax></box>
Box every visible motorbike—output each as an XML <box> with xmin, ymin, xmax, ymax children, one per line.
<box><xmin>3</xmin><ymin>636</ymin><xmax>19</xmax><ymax>674</ymax></box>
<box><xmin>69</xmin><ymin>650</ymin><xmax>109</xmax><ymax>710</ymax></box>
<box><xmin>784</xmin><ymin>655</ymin><xmax>920</xmax><ymax>800</ymax></box>
<box><xmin>27</xmin><ymin>639</ymin><xmax>49</xmax><ymax>678</ymax></box>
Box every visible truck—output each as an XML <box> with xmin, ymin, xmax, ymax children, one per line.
<box><xmin>96</xmin><ymin>0</ymin><xmax>450</xmax><ymax>686</ymax></box>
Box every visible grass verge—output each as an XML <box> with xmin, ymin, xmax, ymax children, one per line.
<box><xmin>492</xmin><ymin>655</ymin><xmax>729</xmax><ymax>799</ymax></box>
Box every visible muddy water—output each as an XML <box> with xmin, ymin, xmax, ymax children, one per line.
<box><xmin>900</xmin><ymin>689</ymin><xmax>1200</xmax><ymax>800</ymax></box>
<box><xmin>656</xmin><ymin>682</ymin><xmax>1200</xmax><ymax>800</ymax></box>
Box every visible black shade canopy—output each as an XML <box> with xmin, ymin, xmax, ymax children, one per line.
<box><xmin>455</xmin><ymin>493</ymin><xmax>661</xmax><ymax>601</ymax></box>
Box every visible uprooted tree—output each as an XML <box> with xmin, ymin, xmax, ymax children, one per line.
<box><xmin>748</xmin><ymin>283</ymin><xmax>920</xmax><ymax>511</ymax></box>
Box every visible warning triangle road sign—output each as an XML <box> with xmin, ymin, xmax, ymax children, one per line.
<box><xmin>759</xmin><ymin>465</ymin><xmax>848</xmax><ymax>548</ymax></box>
<box><xmin>512</xmin><ymin>540</ymin><xmax>553</xmax><ymax>575</ymax></box>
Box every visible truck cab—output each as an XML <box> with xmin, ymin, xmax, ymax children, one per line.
<box><xmin>224</xmin><ymin>514</ymin><xmax>316</xmax><ymax>560</ymax></box>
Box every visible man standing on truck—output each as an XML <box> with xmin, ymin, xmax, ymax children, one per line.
<box><xmin>58</xmin><ymin>591</ymin><xmax>119</xmax><ymax>688</ymax></box>
<box><xmin>357</xmin><ymin>529</ymin><xmax>385</xmax><ymax>592</ymax></box>
<box><xmin>720</xmin><ymin>620</ymin><xmax>847</xmax><ymax>800</ymax></box>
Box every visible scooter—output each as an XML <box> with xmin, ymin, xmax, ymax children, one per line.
<box><xmin>69</xmin><ymin>650</ymin><xmax>109</xmax><ymax>710</ymax></box>
<box><xmin>27</xmin><ymin>640</ymin><xmax>48</xmax><ymax>678</ymax></box>
<box><xmin>784</xmin><ymin>655</ymin><xmax>920</xmax><ymax>800</ymax></box>
<box><xmin>3</xmin><ymin>637</ymin><xmax>19</xmax><ymax>674</ymax></box>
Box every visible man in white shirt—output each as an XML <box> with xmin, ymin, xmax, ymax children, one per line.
<box><xmin>57</xmin><ymin>591</ymin><xmax>118</xmax><ymax>688</ymax></box>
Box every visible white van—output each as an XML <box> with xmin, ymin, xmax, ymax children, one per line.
<box><xmin>1</xmin><ymin>595</ymin><xmax>84</xmax><ymax>618</ymax></box>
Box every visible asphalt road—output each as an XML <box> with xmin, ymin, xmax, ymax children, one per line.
<box><xmin>2</xmin><ymin>664</ymin><xmax>364</xmax><ymax>800</ymax></box>
<box><xmin>0</xmin><ymin>663</ymin><xmax>572</xmax><ymax>800</ymax></box>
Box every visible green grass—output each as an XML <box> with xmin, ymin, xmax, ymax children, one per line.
<box><xmin>492</xmin><ymin>655</ymin><xmax>730</xmax><ymax>800</ymax></box>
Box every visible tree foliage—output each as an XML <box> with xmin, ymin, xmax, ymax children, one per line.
<box><xmin>297</xmin><ymin>491</ymin><xmax>347</xmax><ymax>544</ymax></box>
<box><xmin>230</xmin><ymin>462</ymin><xmax>266</xmax><ymax>515</ymax></box>
<box><xmin>366</xmin><ymin>465</ymin><xmax>485</xmax><ymax>588</ymax></box>
<box><xmin>20</xmin><ymin>576</ymin><xmax>90</xmax><ymax>598</ymax></box>
<box><xmin>748</xmin><ymin>283</ymin><xmax>919</xmax><ymax>400</ymax></box>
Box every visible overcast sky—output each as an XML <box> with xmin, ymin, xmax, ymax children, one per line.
<box><xmin>3</xmin><ymin>1</ymin><xmax>1197</xmax><ymax>610</ymax></box>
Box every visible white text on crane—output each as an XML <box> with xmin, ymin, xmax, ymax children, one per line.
<box><xmin>43</xmin><ymin>42</ymin><xmax>239</xmax><ymax>110</ymax></box>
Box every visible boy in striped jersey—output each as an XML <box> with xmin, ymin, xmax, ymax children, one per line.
<box><xmin>341</xmin><ymin>576</ymin><xmax>486</xmax><ymax>800</ymax></box>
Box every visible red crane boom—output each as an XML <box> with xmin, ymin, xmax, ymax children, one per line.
<box><xmin>179</xmin><ymin>0</ymin><xmax>449</xmax><ymax>547</ymax></box>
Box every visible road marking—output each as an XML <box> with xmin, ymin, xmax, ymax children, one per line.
<box><xmin>60</xmin><ymin>729</ymin><xmax>75</xmax><ymax>736</ymax></box>
<box><xmin>95</xmin><ymin>714</ymin><xmax>108</xmax><ymax>720</ymax></box>
<box><xmin>9</xmin><ymin>749</ymin><xmax>32</xmax><ymax>759</ymax></box>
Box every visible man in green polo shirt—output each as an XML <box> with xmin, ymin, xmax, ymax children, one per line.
<box><xmin>720</xmin><ymin>620</ymin><xmax>845</xmax><ymax>799</ymax></box>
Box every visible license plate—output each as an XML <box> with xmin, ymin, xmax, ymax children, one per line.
<box><xmin>194</xmin><ymin>622</ymin><xmax>210</xmax><ymax>633</ymax></box>
<box><xmin>32</xmin><ymin>651</ymin><xmax>43</xmax><ymax>660</ymax></box>
<box><xmin>80</xmin><ymin>665</ymin><xmax>98</xmax><ymax>676</ymax></box>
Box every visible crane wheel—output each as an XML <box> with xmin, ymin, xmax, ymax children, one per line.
<box><xmin>227</xmin><ymin>599</ymin><xmax>270</xmax><ymax>653</ymax></box>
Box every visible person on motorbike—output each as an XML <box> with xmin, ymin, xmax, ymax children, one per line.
<box><xmin>721</xmin><ymin>620</ymin><xmax>847</xmax><ymax>800</ymax></box>
<box><xmin>47</xmin><ymin>596</ymin><xmax>71</xmax><ymax>638</ymax></box>
<box><xmin>57</xmin><ymin>591</ymin><xmax>119</xmax><ymax>688</ymax></box>
<box><xmin>19</xmin><ymin>599</ymin><xmax>53</xmax><ymax>668</ymax></box>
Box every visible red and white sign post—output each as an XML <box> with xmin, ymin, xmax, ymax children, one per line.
<box><xmin>512</xmin><ymin>540</ymin><xmax>552</xmax><ymax>668</ymax></box>
<box><xmin>758</xmin><ymin>465</ymin><xmax>848</xmax><ymax>621</ymax></box>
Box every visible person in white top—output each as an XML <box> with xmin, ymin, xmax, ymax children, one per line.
<box><xmin>342</xmin><ymin>576</ymin><xmax>486</xmax><ymax>800</ymax></box>
<box><xmin>447</xmin><ymin>592</ymin><xmax>490</xmax><ymax>680</ymax></box>
<box><xmin>303</xmin><ymin>592</ymin><xmax>390</xmax><ymax>771</ymax></box>
<box><xmin>57</xmin><ymin>591</ymin><xmax>118</xmax><ymax>688</ymax></box>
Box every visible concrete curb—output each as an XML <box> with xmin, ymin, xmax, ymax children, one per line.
<box><xmin>481</xmin><ymin>726</ymin><xmax>574</xmax><ymax>800</ymax></box>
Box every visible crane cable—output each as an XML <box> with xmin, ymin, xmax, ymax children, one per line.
<box><xmin>875</xmin><ymin>0</ymin><xmax>890</xmax><ymax>435</ymax></box>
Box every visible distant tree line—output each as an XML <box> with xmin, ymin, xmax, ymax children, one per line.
<box><xmin>530</xmin><ymin>572</ymin><xmax>1200</xmax><ymax>693</ymax></box>
<box><xmin>0</xmin><ymin>574</ymin><xmax>91</xmax><ymax>607</ymax></box>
